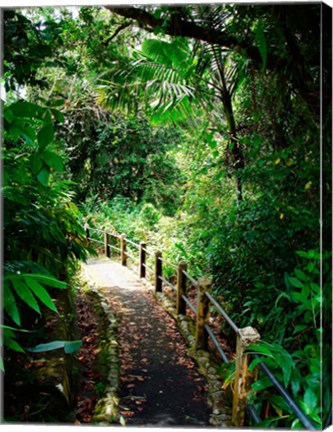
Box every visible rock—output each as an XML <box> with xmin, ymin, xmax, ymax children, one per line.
<box><xmin>210</xmin><ymin>390</ymin><xmax>224</xmax><ymax>399</ymax></box>
<box><xmin>210</xmin><ymin>380</ymin><xmax>222</xmax><ymax>391</ymax></box>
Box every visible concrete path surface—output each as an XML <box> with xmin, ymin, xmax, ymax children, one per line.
<box><xmin>83</xmin><ymin>256</ymin><xmax>211</xmax><ymax>426</ymax></box>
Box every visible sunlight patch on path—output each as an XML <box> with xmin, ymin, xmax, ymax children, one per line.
<box><xmin>84</xmin><ymin>257</ymin><xmax>143</xmax><ymax>292</ymax></box>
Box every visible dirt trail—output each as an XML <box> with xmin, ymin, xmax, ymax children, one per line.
<box><xmin>83</xmin><ymin>257</ymin><xmax>211</xmax><ymax>426</ymax></box>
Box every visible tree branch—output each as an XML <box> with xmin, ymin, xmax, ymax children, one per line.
<box><xmin>103</xmin><ymin>22</ymin><xmax>132</xmax><ymax>46</ymax></box>
<box><xmin>105</xmin><ymin>5</ymin><xmax>318</xmax><ymax>115</ymax></box>
<box><xmin>105</xmin><ymin>6</ymin><xmax>262</xmax><ymax>65</ymax></box>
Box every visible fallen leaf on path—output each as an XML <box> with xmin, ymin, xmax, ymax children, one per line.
<box><xmin>120</xmin><ymin>411</ymin><xmax>135</xmax><ymax>416</ymax></box>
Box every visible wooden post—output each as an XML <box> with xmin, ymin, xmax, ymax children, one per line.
<box><xmin>154</xmin><ymin>251</ymin><xmax>162</xmax><ymax>293</ymax></box>
<box><xmin>232</xmin><ymin>326</ymin><xmax>261</xmax><ymax>427</ymax></box>
<box><xmin>121</xmin><ymin>234</ymin><xmax>127</xmax><ymax>266</ymax></box>
<box><xmin>195</xmin><ymin>276</ymin><xmax>212</xmax><ymax>350</ymax></box>
<box><xmin>104</xmin><ymin>232</ymin><xmax>110</xmax><ymax>258</ymax></box>
<box><xmin>139</xmin><ymin>242</ymin><xmax>146</xmax><ymax>278</ymax></box>
<box><xmin>176</xmin><ymin>260</ymin><xmax>187</xmax><ymax>316</ymax></box>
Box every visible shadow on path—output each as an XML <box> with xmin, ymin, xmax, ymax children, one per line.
<box><xmin>83</xmin><ymin>257</ymin><xmax>211</xmax><ymax>427</ymax></box>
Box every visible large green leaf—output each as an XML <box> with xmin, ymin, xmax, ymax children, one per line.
<box><xmin>4</xmin><ymin>273</ymin><xmax>66</xmax><ymax>289</ymax></box>
<box><xmin>247</xmin><ymin>343</ymin><xmax>275</xmax><ymax>358</ymax></box>
<box><xmin>23</xmin><ymin>274</ymin><xmax>66</xmax><ymax>288</ymax></box>
<box><xmin>248</xmin><ymin>341</ymin><xmax>293</xmax><ymax>387</ymax></box>
<box><xmin>30</xmin><ymin>152</ymin><xmax>43</xmax><ymax>174</ymax></box>
<box><xmin>37</xmin><ymin>166</ymin><xmax>50</xmax><ymax>186</ymax></box>
<box><xmin>11</xmin><ymin>278</ymin><xmax>41</xmax><ymax>315</ymax></box>
<box><xmin>251</xmin><ymin>376</ymin><xmax>272</xmax><ymax>392</ymax></box>
<box><xmin>277</xmin><ymin>350</ymin><xmax>293</xmax><ymax>387</ymax></box>
<box><xmin>4</xmin><ymin>107</ymin><xmax>14</xmax><ymax>123</ymax></box>
<box><xmin>9</xmin><ymin>122</ymin><xmax>36</xmax><ymax>144</ymax></box>
<box><xmin>24</xmin><ymin>277</ymin><xmax>58</xmax><ymax>313</ymax></box>
<box><xmin>3</xmin><ymin>329</ymin><xmax>25</xmax><ymax>353</ymax></box>
<box><xmin>27</xmin><ymin>340</ymin><xmax>82</xmax><ymax>354</ymax></box>
<box><xmin>51</xmin><ymin>108</ymin><xmax>65</xmax><ymax>123</ymax></box>
<box><xmin>38</xmin><ymin>123</ymin><xmax>54</xmax><ymax>148</ymax></box>
<box><xmin>50</xmin><ymin>99</ymin><xmax>65</xmax><ymax>108</ymax></box>
<box><xmin>294</xmin><ymin>268</ymin><xmax>308</xmax><ymax>282</ymax></box>
<box><xmin>288</xmin><ymin>276</ymin><xmax>304</xmax><ymax>289</ymax></box>
<box><xmin>3</xmin><ymin>285</ymin><xmax>21</xmax><ymax>326</ymax></box>
<box><xmin>42</xmin><ymin>150</ymin><xmax>64</xmax><ymax>172</ymax></box>
<box><xmin>10</xmin><ymin>101</ymin><xmax>45</xmax><ymax>118</ymax></box>
<box><xmin>303</xmin><ymin>387</ymin><xmax>318</xmax><ymax>413</ymax></box>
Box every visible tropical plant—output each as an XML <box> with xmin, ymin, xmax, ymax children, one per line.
<box><xmin>243</xmin><ymin>250</ymin><xmax>330</xmax><ymax>428</ymax></box>
<box><xmin>2</xmin><ymin>95</ymin><xmax>94</xmax><ymax>367</ymax></box>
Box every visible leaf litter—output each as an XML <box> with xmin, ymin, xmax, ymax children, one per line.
<box><xmin>98</xmin><ymin>276</ymin><xmax>211</xmax><ymax>426</ymax></box>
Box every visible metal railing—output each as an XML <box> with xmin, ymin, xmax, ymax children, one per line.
<box><xmin>85</xmin><ymin>226</ymin><xmax>320</xmax><ymax>429</ymax></box>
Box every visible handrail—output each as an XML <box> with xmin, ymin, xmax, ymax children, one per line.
<box><xmin>88</xmin><ymin>237</ymin><xmax>104</xmax><ymax>245</ymax></box>
<box><xmin>182</xmin><ymin>270</ymin><xmax>198</xmax><ymax>287</ymax></box>
<box><xmin>142</xmin><ymin>246</ymin><xmax>154</xmax><ymax>255</ymax></box>
<box><xmin>205</xmin><ymin>291</ymin><xmax>239</xmax><ymax>334</ymax></box>
<box><xmin>89</xmin><ymin>227</ymin><xmax>105</xmax><ymax>234</ymax></box>
<box><xmin>85</xmin><ymin>224</ymin><xmax>319</xmax><ymax>429</ymax></box>
<box><xmin>142</xmin><ymin>263</ymin><xmax>154</xmax><ymax>274</ymax></box>
<box><xmin>204</xmin><ymin>323</ymin><xmax>229</xmax><ymax>363</ymax></box>
<box><xmin>158</xmin><ymin>275</ymin><xmax>177</xmax><ymax>291</ymax></box>
<box><xmin>106</xmin><ymin>231</ymin><xmax>120</xmax><ymax>238</ymax></box>
<box><xmin>246</xmin><ymin>404</ymin><xmax>262</xmax><ymax>425</ymax></box>
<box><xmin>181</xmin><ymin>294</ymin><xmax>197</xmax><ymax>315</ymax></box>
<box><xmin>158</xmin><ymin>256</ymin><xmax>178</xmax><ymax>270</ymax></box>
<box><xmin>124</xmin><ymin>251</ymin><xmax>138</xmax><ymax>261</ymax></box>
<box><xmin>126</xmin><ymin>238</ymin><xmax>140</xmax><ymax>248</ymax></box>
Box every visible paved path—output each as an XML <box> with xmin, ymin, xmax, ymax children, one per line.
<box><xmin>83</xmin><ymin>257</ymin><xmax>211</xmax><ymax>426</ymax></box>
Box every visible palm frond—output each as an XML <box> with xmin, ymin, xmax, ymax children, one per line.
<box><xmin>96</xmin><ymin>37</ymin><xmax>201</xmax><ymax>124</ymax></box>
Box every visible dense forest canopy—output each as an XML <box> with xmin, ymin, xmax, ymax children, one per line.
<box><xmin>2</xmin><ymin>2</ymin><xmax>332</xmax><ymax>428</ymax></box>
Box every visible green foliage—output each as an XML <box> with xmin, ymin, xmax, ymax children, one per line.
<box><xmin>57</xmin><ymin>99</ymin><xmax>183</xmax><ymax>212</ymax></box>
<box><xmin>3</xmin><ymin>96</ymin><xmax>94</xmax><ymax>366</ymax></box>
<box><xmin>1</xmin><ymin>325</ymin><xmax>30</xmax><ymax>361</ymax></box>
<box><xmin>97</xmin><ymin>37</ymin><xmax>199</xmax><ymax>124</ymax></box>
<box><xmin>245</xmin><ymin>250</ymin><xmax>330</xmax><ymax>427</ymax></box>
<box><xmin>3</xmin><ymin>10</ymin><xmax>64</xmax><ymax>91</ymax></box>
<box><xmin>4</xmin><ymin>273</ymin><xmax>66</xmax><ymax>326</ymax></box>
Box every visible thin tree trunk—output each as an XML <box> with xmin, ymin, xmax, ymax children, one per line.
<box><xmin>222</xmin><ymin>93</ymin><xmax>244</xmax><ymax>201</ymax></box>
<box><xmin>213</xmin><ymin>47</ymin><xmax>244</xmax><ymax>201</ymax></box>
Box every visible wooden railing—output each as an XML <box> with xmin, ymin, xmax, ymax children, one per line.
<box><xmin>86</xmin><ymin>226</ymin><xmax>318</xmax><ymax>430</ymax></box>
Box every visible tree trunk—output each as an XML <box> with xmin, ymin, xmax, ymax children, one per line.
<box><xmin>222</xmin><ymin>92</ymin><xmax>244</xmax><ymax>201</ymax></box>
<box><xmin>214</xmin><ymin>47</ymin><xmax>244</xmax><ymax>201</ymax></box>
